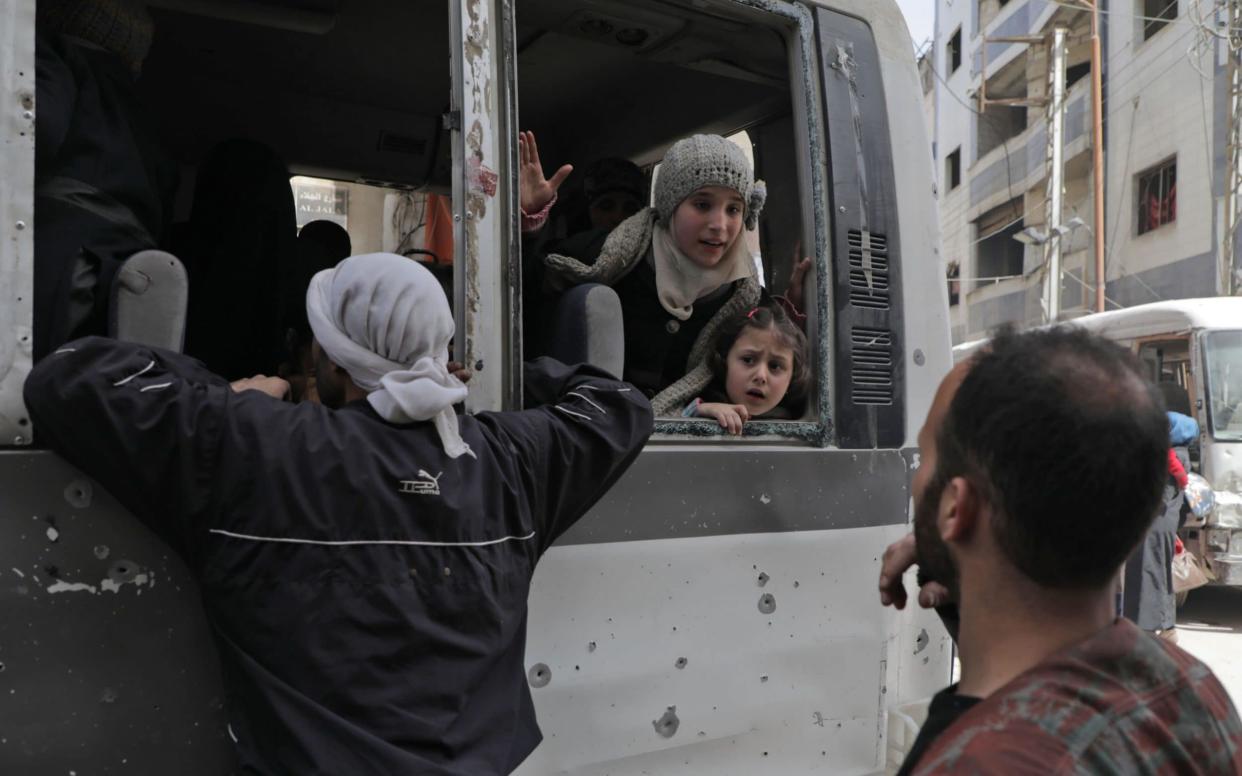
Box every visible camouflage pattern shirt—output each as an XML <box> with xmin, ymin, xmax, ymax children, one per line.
<box><xmin>909</xmin><ymin>619</ymin><xmax>1242</xmax><ymax>775</ymax></box>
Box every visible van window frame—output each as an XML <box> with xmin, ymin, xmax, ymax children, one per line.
<box><xmin>0</xmin><ymin>0</ymin><xmax>35</xmax><ymax>449</ymax></box>
<box><xmin>633</xmin><ymin>0</ymin><xmax>830</xmax><ymax>446</ymax></box>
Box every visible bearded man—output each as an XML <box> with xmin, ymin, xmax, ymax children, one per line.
<box><xmin>878</xmin><ymin>326</ymin><xmax>1242</xmax><ymax>774</ymax></box>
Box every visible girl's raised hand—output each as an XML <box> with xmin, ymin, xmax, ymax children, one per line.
<box><xmin>787</xmin><ymin>242</ymin><xmax>812</xmax><ymax>315</ymax></box>
<box><xmin>518</xmin><ymin>130</ymin><xmax>572</xmax><ymax>215</ymax></box>
<box><xmin>697</xmin><ymin>402</ymin><xmax>750</xmax><ymax>435</ymax></box>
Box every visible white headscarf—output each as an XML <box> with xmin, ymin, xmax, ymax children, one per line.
<box><xmin>651</xmin><ymin>220</ymin><xmax>756</xmax><ymax>321</ymax></box>
<box><xmin>306</xmin><ymin>252</ymin><xmax>474</xmax><ymax>459</ymax></box>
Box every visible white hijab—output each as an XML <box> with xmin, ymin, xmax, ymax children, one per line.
<box><xmin>306</xmin><ymin>252</ymin><xmax>474</xmax><ymax>459</ymax></box>
<box><xmin>651</xmin><ymin>219</ymin><xmax>755</xmax><ymax>321</ymax></box>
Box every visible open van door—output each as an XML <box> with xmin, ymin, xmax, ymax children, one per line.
<box><xmin>449</xmin><ymin>0</ymin><xmax>523</xmax><ymax>412</ymax></box>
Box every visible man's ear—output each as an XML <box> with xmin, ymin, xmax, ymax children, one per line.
<box><xmin>939</xmin><ymin>476</ymin><xmax>980</xmax><ymax>543</ymax></box>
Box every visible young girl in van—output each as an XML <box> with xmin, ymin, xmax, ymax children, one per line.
<box><xmin>682</xmin><ymin>304</ymin><xmax>809</xmax><ymax>434</ymax></box>
<box><xmin>521</xmin><ymin>132</ymin><xmax>767</xmax><ymax>415</ymax></box>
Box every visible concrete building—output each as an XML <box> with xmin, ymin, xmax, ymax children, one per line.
<box><xmin>929</xmin><ymin>0</ymin><xmax>1227</xmax><ymax>344</ymax></box>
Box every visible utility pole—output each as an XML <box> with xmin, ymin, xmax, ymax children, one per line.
<box><xmin>1225</xmin><ymin>0</ymin><xmax>1242</xmax><ymax>295</ymax></box>
<box><xmin>1044</xmin><ymin>26</ymin><xmax>1068</xmax><ymax>322</ymax></box>
<box><xmin>1087</xmin><ymin>2</ymin><xmax>1106</xmax><ymax>311</ymax></box>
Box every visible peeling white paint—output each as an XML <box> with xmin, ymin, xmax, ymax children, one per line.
<box><xmin>11</xmin><ymin>568</ymin><xmax>23</xmax><ymax>578</ymax></box>
<box><xmin>43</xmin><ymin>570</ymin><xmax>154</xmax><ymax>596</ymax></box>
<box><xmin>101</xmin><ymin>572</ymin><xmax>151</xmax><ymax>594</ymax></box>
<box><xmin>45</xmin><ymin>526</ymin><xmax>59</xmax><ymax>542</ymax></box>
<box><xmin>47</xmin><ymin>580</ymin><xmax>97</xmax><ymax>595</ymax></box>
<box><xmin>759</xmin><ymin>494</ymin><xmax>772</xmax><ymax>505</ymax></box>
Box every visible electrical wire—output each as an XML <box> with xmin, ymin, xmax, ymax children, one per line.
<box><xmin>1061</xmin><ymin>265</ymin><xmax>1128</xmax><ymax>309</ymax></box>
<box><xmin>1043</xmin><ymin>0</ymin><xmax>1234</xmax><ymax>33</ymax></box>
<box><xmin>391</xmin><ymin>192</ymin><xmax>428</xmax><ymax>256</ymax></box>
<box><xmin>937</xmin><ymin>3</ymin><xmax>1232</xmax><ymax>309</ymax></box>
<box><xmin>928</xmin><ymin>59</ymin><xmax>1025</xmax><ymax>231</ymax></box>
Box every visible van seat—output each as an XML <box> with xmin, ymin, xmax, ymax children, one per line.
<box><xmin>109</xmin><ymin>250</ymin><xmax>189</xmax><ymax>353</ymax></box>
<box><xmin>545</xmin><ymin>283</ymin><xmax>624</xmax><ymax>378</ymax></box>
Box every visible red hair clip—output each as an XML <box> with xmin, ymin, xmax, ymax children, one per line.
<box><xmin>746</xmin><ymin>307</ymin><xmax>761</xmax><ymax>320</ymax></box>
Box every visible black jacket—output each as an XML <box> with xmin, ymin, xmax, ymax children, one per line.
<box><xmin>25</xmin><ymin>337</ymin><xmax>653</xmax><ymax>775</ymax></box>
<box><xmin>34</xmin><ymin>32</ymin><xmax>177</xmax><ymax>360</ymax></box>
<box><xmin>536</xmin><ymin>228</ymin><xmax>737</xmax><ymax>396</ymax></box>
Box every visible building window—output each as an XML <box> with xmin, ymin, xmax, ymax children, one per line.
<box><xmin>1065</xmin><ymin>60</ymin><xmax>1091</xmax><ymax>89</ymax></box>
<box><xmin>1143</xmin><ymin>0</ymin><xmax>1177</xmax><ymax>41</ymax></box>
<box><xmin>947</xmin><ymin>27</ymin><xmax>962</xmax><ymax>73</ymax></box>
<box><xmin>1136</xmin><ymin>158</ymin><xmax>1176</xmax><ymax>235</ymax></box>
<box><xmin>946</xmin><ymin>147</ymin><xmax>961</xmax><ymax>190</ymax></box>
<box><xmin>947</xmin><ymin>261</ymin><xmax>961</xmax><ymax>306</ymax></box>
<box><xmin>973</xmin><ymin>199</ymin><xmax>1025</xmax><ymax>284</ymax></box>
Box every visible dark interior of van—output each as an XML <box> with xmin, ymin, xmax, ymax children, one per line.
<box><xmin>31</xmin><ymin>0</ymin><xmax>813</xmax><ymax>410</ymax></box>
<box><xmin>138</xmin><ymin>0</ymin><xmax>804</xmax><ymax>276</ymax></box>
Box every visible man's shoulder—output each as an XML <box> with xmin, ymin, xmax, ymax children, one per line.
<box><xmin>914</xmin><ymin>621</ymin><xmax>1242</xmax><ymax>774</ymax></box>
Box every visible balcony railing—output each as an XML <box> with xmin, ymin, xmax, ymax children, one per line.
<box><xmin>966</xmin><ymin>78</ymin><xmax>1092</xmax><ymax>214</ymax></box>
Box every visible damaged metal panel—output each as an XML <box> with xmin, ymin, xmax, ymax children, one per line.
<box><xmin>554</xmin><ymin>447</ymin><xmax>911</xmax><ymax>545</ymax></box>
<box><xmin>516</xmin><ymin>522</ymin><xmax>910</xmax><ymax>774</ymax></box>
<box><xmin>0</xmin><ymin>451</ymin><xmax>234</xmax><ymax>773</ymax></box>
<box><xmin>450</xmin><ymin>0</ymin><xmax>519</xmax><ymax>413</ymax></box>
<box><xmin>0</xmin><ymin>0</ymin><xmax>35</xmax><ymax>448</ymax></box>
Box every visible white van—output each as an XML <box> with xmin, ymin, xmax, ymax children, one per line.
<box><xmin>955</xmin><ymin>298</ymin><xmax>1242</xmax><ymax>596</ymax></box>
<box><xmin>0</xmin><ymin>0</ymin><xmax>951</xmax><ymax>772</ymax></box>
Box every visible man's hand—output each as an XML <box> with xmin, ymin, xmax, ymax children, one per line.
<box><xmin>230</xmin><ymin>375</ymin><xmax>291</xmax><ymax>401</ymax></box>
<box><xmin>447</xmin><ymin>361</ymin><xmax>472</xmax><ymax>384</ymax></box>
<box><xmin>697</xmin><ymin>402</ymin><xmax>750</xmax><ymax>435</ymax></box>
<box><xmin>518</xmin><ymin>130</ymin><xmax>572</xmax><ymax>215</ymax></box>
<box><xmin>878</xmin><ymin>533</ymin><xmax>951</xmax><ymax>610</ymax></box>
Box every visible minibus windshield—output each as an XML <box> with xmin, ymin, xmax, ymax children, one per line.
<box><xmin>1206</xmin><ymin>330</ymin><xmax>1242</xmax><ymax>441</ymax></box>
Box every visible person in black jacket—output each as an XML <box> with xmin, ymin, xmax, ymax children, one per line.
<box><xmin>34</xmin><ymin>0</ymin><xmax>177</xmax><ymax>360</ymax></box>
<box><xmin>24</xmin><ymin>252</ymin><xmax>654</xmax><ymax>775</ymax></box>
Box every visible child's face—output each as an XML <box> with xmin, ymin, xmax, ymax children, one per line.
<box><xmin>725</xmin><ymin>326</ymin><xmax>794</xmax><ymax>417</ymax></box>
<box><xmin>671</xmin><ymin>186</ymin><xmax>744</xmax><ymax>268</ymax></box>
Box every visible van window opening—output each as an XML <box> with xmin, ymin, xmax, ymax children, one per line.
<box><xmin>129</xmin><ymin>2</ymin><xmax>453</xmax><ymax>384</ymax></box>
<box><xmin>27</xmin><ymin>0</ymin><xmax>822</xmax><ymax>433</ymax></box>
<box><xmin>289</xmin><ymin>177</ymin><xmax>453</xmax><ymax>262</ymax></box>
<box><xmin>516</xmin><ymin>0</ymin><xmax>814</xmax><ymax>432</ymax></box>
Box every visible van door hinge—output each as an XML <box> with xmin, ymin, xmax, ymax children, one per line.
<box><xmin>442</xmin><ymin>110</ymin><xmax>462</xmax><ymax>131</ymax></box>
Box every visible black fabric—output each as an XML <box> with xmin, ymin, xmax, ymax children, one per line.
<box><xmin>1124</xmin><ymin>447</ymin><xmax>1189</xmax><ymax>632</ymax></box>
<box><xmin>896</xmin><ymin>685</ymin><xmax>981</xmax><ymax>776</ymax></box>
<box><xmin>286</xmin><ymin>220</ymin><xmax>352</xmax><ymax>344</ymax></box>
<box><xmin>1158</xmin><ymin>382</ymin><xmax>1192</xmax><ymax>417</ymax></box>
<box><xmin>25</xmin><ymin>338</ymin><xmax>653</xmax><ymax>775</ymax></box>
<box><xmin>33</xmin><ymin>30</ymin><xmax>177</xmax><ymax>360</ymax></box>
<box><xmin>611</xmin><ymin>258</ymin><xmax>734</xmax><ymax>396</ymax></box>
<box><xmin>520</xmin><ymin>227</ymin><xmax>601</xmax><ymax>360</ymax></box>
<box><xmin>180</xmin><ymin>139</ymin><xmax>296</xmax><ymax>380</ymax></box>
<box><xmin>533</xmin><ymin>228</ymin><xmax>737</xmax><ymax>397</ymax></box>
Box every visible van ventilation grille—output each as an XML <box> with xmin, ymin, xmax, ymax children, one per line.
<box><xmin>851</xmin><ymin>327</ymin><xmax>894</xmax><ymax>405</ymax></box>
<box><xmin>848</xmin><ymin>229</ymin><xmax>890</xmax><ymax>310</ymax></box>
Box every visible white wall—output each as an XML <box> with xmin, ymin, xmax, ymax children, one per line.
<box><xmin>1104</xmin><ymin>0</ymin><xmax>1217</xmax><ymax>286</ymax></box>
<box><xmin>933</xmin><ymin>0</ymin><xmax>975</xmax><ymax>297</ymax></box>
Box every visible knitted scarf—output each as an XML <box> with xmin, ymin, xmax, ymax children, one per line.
<box><xmin>544</xmin><ymin>208</ymin><xmax>762</xmax><ymax>415</ymax></box>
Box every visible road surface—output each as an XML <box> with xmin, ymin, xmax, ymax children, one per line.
<box><xmin>1177</xmin><ymin>585</ymin><xmax>1242</xmax><ymax>705</ymax></box>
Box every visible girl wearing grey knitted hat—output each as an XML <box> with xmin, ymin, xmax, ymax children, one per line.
<box><xmin>537</xmin><ymin>134</ymin><xmax>768</xmax><ymax>415</ymax></box>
